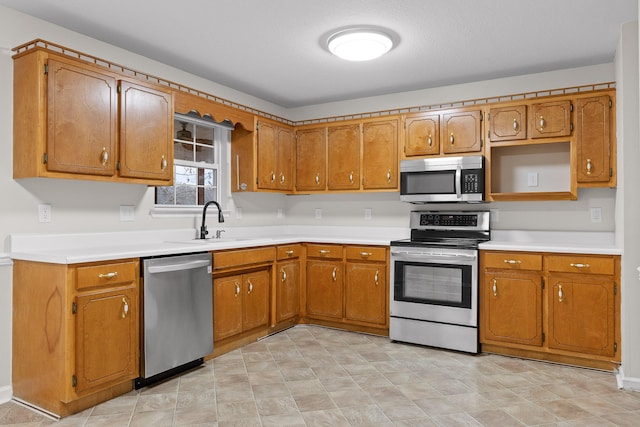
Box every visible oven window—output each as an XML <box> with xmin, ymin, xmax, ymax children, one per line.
<box><xmin>394</xmin><ymin>261</ymin><xmax>472</xmax><ymax>308</ymax></box>
<box><xmin>401</xmin><ymin>171</ymin><xmax>455</xmax><ymax>195</ymax></box>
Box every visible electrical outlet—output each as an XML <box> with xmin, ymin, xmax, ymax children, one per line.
<box><xmin>119</xmin><ymin>205</ymin><xmax>135</xmax><ymax>221</ymax></box>
<box><xmin>591</xmin><ymin>207</ymin><xmax>602</xmax><ymax>223</ymax></box>
<box><xmin>527</xmin><ymin>172</ymin><xmax>538</xmax><ymax>187</ymax></box>
<box><xmin>315</xmin><ymin>208</ymin><xmax>322</xmax><ymax>220</ymax></box>
<box><xmin>364</xmin><ymin>208</ymin><xmax>372</xmax><ymax>221</ymax></box>
<box><xmin>38</xmin><ymin>204</ymin><xmax>52</xmax><ymax>223</ymax></box>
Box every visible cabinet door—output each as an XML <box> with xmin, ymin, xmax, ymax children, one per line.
<box><xmin>575</xmin><ymin>95</ymin><xmax>612</xmax><ymax>184</ymax></box>
<box><xmin>548</xmin><ymin>275</ymin><xmax>616</xmax><ymax>357</ymax></box>
<box><xmin>257</xmin><ymin>121</ymin><xmax>277</xmax><ymax>189</ymax></box>
<box><xmin>345</xmin><ymin>263</ymin><xmax>386</xmax><ymax>325</ymax></box>
<box><xmin>306</xmin><ymin>260</ymin><xmax>343</xmax><ymax>318</ymax></box>
<box><xmin>362</xmin><ymin>119</ymin><xmax>398</xmax><ymax>190</ymax></box>
<box><xmin>327</xmin><ymin>124</ymin><xmax>360</xmax><ymax>190</ymax></box>
<box><xmin>442</xmin><ymin>110</ymin><xmax>482</xmax><ymax>154</ymax></box>
<box><xmin>276</xmin><ymin>260</ymin><xmax>300</xmax><ymax>323</ymax></box>
<box><xmin>276</xmin><ymin>126</ymin><xmax>295</xmax><ymax>191</ymax></box>
<box><xmin>489</xmin><ymin>105</ymin><xmax>527</xmax><ymax>141</ymax></box>
<box><xmin>243</xmin><ymin>270</ymin><xmax>270</xmax><ymax>331</ymax></box>
<box><xmin>296</xmin><ymin>127</ymin><xmax>326</xmax><ymax>191</ymax></box>
<box><xmin>213</xmin><ymin>275</ymin><xmax>243</xmax><ymax>341</ymax></box>
<box><xmin>529</xmin><ymin>100</ymin><xmax>572</xmax><ymax>139</ymax></box>
<box><xmin>118</xmin><ymin>80</ymin><xmax>173</xmax><ymax>182</ymax></box>
<box><xmin>74</xmin><ymin>286</ymin><xmax>138</xmax><ymax>394</ymax></box>
<box><xmin>480</xmin><ymin>272</ymin><xmax>543</xmax><ymax>346</ymax></box>
<box><xmin>47</xmin><ymin>58</ymin><xmax>117</xmax><ymax>176</ymax></box>
<box><xmin>404</xmin><ymin>113</ymin><xmax>440</xmax><ymax>157</ymax></box>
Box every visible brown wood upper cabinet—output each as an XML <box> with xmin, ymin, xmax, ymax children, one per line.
<box><xmin>296</xmin><ymin>127</ymin><xmax>327</xmax><ymax>191</ymax></box>
<box><xmin>256</xmin><ymin>119</ymin><xmax>295</xmax><ymax>191</ymax></box>
<box><xmin>488</xmin><ymin>105</ymin><xmax>527</xmax><ymax>142</ymax></box>
<box><xmin>575</xmin><ymin>94</ymin><xmax>614</xmax><ymax>186</ymax></box>
<box><xmin>327</xmin><ymin>123</ymin><xmax>361</xmax><ymax>190</ymax></box>
<box><xmin>362</xmin><ymin>118</ymin><xmax>399</xmax><ymax>190</ymax></box>
<box><xmin>13</xmin><ymin>50</ymin><xmax>173</xmax><ymax>185</ymax></box>
<box><xmin>403</xmin><ymin>107</ymin><xmax>482</xmax><ymax>157</ymax></box>
<box><xmin>529</xmin><ymin>99</ymin><xmax>573</xmax><ymax>139</ymax></box>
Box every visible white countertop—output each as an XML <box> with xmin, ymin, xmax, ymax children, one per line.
<box><xmin>8</xmin><ymin>227</ymin><xmax>621</xmax><ymax>264</ymax></box>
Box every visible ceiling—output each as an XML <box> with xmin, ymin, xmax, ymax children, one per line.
<box><xmin>0</xmin><ymin>0</ymin><xmax>637</xmax><ymax>108</ymax></box>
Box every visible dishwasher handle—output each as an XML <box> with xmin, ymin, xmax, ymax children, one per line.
<box><xmin>147</xmin><ymin>259</ymin><xmax>211</xmax><ymax>274</ymax></box>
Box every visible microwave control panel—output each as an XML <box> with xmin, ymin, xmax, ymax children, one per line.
<box><xmin>461</xmin><ymin>169</ymin><xmax>484</xmax><ymax>194</ymax></box>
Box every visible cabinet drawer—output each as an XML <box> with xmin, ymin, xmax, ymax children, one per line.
<box><xmin>546</xmin><ymin>255</ymin><xmax>615</xmax><ymax>275</ymax></box>
<box><xmin>346</xmin><ymin>246</ymin><xmax>387</xmax><ymax>262</ymax></box>
<box><xmin>483</xmin><ymin>252</ymin><xmax>542</xmax><ymax>271</ymax></box>
<box><xmin>306</xmin><ymin>244</ymin><xmax>343</xmax><ymax>259</ymax></box>
<box><xmin>214</xmin><ymin>247</ymin><xmax>276</xmax><ymax>270</ymax></box>
<box><xmin>76</xmin><ymin>260</ymin><xmax>137</xmax><ymax>290</ymax></box>
<box><xmin>277</xmin><ymin>244</ymin><xmax>303</xmax><ymax>260</ymax></box>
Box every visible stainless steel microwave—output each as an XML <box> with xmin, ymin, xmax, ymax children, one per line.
<box><xmin>400</xmin><ymin>155</ymin><xmax>485</xmax><ymax>203</ymax></box>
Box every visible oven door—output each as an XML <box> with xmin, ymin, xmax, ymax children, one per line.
<box><xmin>390</xmin><ymin>246</ymin><xmax>478</xmax><ymax>327</ymax></box>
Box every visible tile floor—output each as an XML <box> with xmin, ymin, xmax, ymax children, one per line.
<box><xmin>1</xmin><ymin>325</ymin><xmax>639</xmax><ymax>426</ymax></box>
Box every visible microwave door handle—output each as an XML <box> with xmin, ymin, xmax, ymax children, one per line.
<box><xmin>455</xmin><ymin>166</ymin><xmax>462</xmax><ymax>199</ymax></box>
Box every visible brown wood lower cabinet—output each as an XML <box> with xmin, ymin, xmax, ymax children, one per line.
<box><xmin>304</xmin><ymin>244</ymin><xmax>389</xmax><ymax>334</ymax></box>
<box><xmin>275</xmin><ymin>245</ymin><xmax>302</xmax><ymax>324</ymax></box>
<box><xmin>480</xmin><ymin>250</ymin><xmax>620</xmax><ymax>370</ymax></box>
<box><xmin>12</xmin><ymin>259</ymin><xmax>139</xmax><ymax>417</ymax></box>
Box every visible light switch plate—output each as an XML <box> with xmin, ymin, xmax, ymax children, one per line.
<box><xmin>591</xmin><ymin>207</ymin><xmax>602</xmax><ymax>223</ymax></box>
<box><xmin>315</xmin><ymin>208</ymin><xmax>322</xmax><ymax>220</ymax></box>
<box><xmin>119</xmin><ymin>205</ymin><xmax>135</xmax><ymax>221</ymax></box>
<box><xmin>527</xmin><ymin>172</ymin><xmax>538</xmax><ymax>187</ymax></box>
<box><xmin>364</xmin><ymin>208</ymin><xmax>372</xmax><ymax>221</ymax></box>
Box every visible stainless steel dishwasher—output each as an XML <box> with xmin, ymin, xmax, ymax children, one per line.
<box><xmin>136</xmin><ymin>252</ymin><xmax>213</xmax><ymax>388</ymax></box>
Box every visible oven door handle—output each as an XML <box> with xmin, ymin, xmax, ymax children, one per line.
<box><xmin>455</xmin><ymin>165</ymin><xmax>462</xmax><ymax>199</ymax></box>
<box><xmin>391</xmin><ymin>250</ymin><xmax>476</xmax><ymax>261</ymax></box>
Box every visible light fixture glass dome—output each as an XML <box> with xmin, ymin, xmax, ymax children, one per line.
<box><xmin>328</xmin><ymin>29</ymin><xmax>393</xmax><ymax>61</ymax></box>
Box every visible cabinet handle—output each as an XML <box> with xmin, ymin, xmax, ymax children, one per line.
<box><xmin>503</xmin><ymin>259</ymin><xmax>522</xmax><ymax>265</ymax></box>
<box><xmin>98</xmin><ymin>272</ymin><xmax>118</xmax><ymax>279</ymax></box>
<box><xmin>374</xmin><ymin>270</ymin><xmax>379</xmax><ymax>286</ymax></box>
<box><xmin>280</xmin><ymin>173</ymin><xmax>285</xmax><ymax>184</ymax></box>
<box><xmin>315</xmin><ymin>173</ymin><xmax>320</xmax><ymax>185</ymax></box>
<box><xmin>450</xmin><ymin>132</ymin><xmax>455</xmax><ymax>145</ymax></box>
<box><xmin>270</xmin><ymin>171</ymin><xmax>275</xmax><ymax>183</ymax></box>
<box><xmin>349</xmin><ymin>171</ymin><xmax>354</xmax><ymax>184</ymax></box>
<box><xmin>234</xmin><ymin>282</ymin><xmax>240</xmax><ymax>297</ymax></box>
<box><xmin>427</xmin><ymin>134</ymin><xmax>432</xmax><ymax>146</ymax></box>
<box><xmin>285</xmin><ymin>250</ymin><xmax>294</xmax><ymax>257</ymax></box>
<box><xmin>539</xmin><ymin>116</ymin><xmax>545</xmax><ymax>130</ymax></box>
<box><xmin>100</xmin><ymin>147</ymin><xmax>109</xmax><ymax>166</ymax></box>
<box><xmin>492</xmin><ymin>279</ymin><xmax>497</xmax><ymax>297</ymax></box>
<box><xmin>318</xmin><ymin>249</ymin><xmax>331</xmax><ymax>255</ymax></box>
<box><xmin>281</xmin><ymin>269</ymin><xmax>287</xmax><ymax>283</ymax></box>
<box><xmin>360</xmin><ymin>251</ymin><xmax>372</xmax><ymax>258</ymax></box>
<box><xmin>121</xmin><ymin>297</ymin><xmax>129</xmax><ymax>319</ymax></box>
<box><xmin>332</xmin><ymin>267</ymin><xmax>337</xmax><ymax>281</ymax></box>
<box><xmin>160</xmin><ymin>155</ymin><xmax>168</xmax><ymax>171</ymax></box>
<box><xmin>570</xmin><ymin>263</ymin><xmax>590</xmax><ymax>269</ymax></box>
<box><xmin>386</xmin><ymin>169</ymin><xmax>391</xmax><ymax>183</ymax></box>
<box><xmin>248</xmin><ymin>280</ymin><xmax>253</xmax><ymax>294</ymax></box>
<box><xmin>586</xmin><ymin>158</ymin><xmax>593</xmax><ymax>176</ymax></box>
<box><xmin>513</xmin><ymin>118</ymin><xmax>518</xmax><ymax>131</ymax></box>
<box><xmin>558</xmin><ymin>284</ymin><xmax>564</xmax><ymax>302</ymax></box>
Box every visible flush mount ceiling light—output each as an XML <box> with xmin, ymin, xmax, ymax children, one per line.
<box><xmin>327</xmin><ymin>28</ymin><xmax>393</xmax><ymax>61</ymax></box>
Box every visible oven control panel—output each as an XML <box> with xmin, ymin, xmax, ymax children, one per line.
<box><xmin>419</xmin><ymin>214</ymin><xmax>477</xmax><ymax>227</ymax></box>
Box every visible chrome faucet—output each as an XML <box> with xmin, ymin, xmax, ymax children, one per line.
<box><xmin>200</xmin><ymin>201</ymin><xmax>224</xmax><ymax>240</ymax></box>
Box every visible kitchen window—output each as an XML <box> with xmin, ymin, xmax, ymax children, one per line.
<box><xmin>154</xmin><ymin>113</ymin><xmax>232</xmax><ymax>212</ymax></box>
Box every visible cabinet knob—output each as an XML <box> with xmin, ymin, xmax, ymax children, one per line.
<box><xmin>280</xmin><ymin>173</ymin><xmax>285</xmax><ymax>184</ymax></box>
<box><xmin>100</xmin><ymin>147</ymin><xmax>109</xmax><ymax>167</ymax></box>
<box><xmin>121</xmin><ymin>297</ymin><xmax>129</xmax><ymax>319</ymax></box>
<box><xmin>539</xmin><ymin>116</ymin><xmax>545</xmax><ymax>130</ymax></box>
<box><xmin>492</xmin><ymin>279</ymin><xmax>497</xmax><ymax>297</ymax></box>
<box><xmin>386</xmin><ymin>169</ymin><xmax>392</xmax><ymax>183</ymax></box>
<box><xmin>569</xmin><ymin>263</ymin><xmax>590</xmax><ymax>269</ymax></box>
<box><xmin>315</xmin><ymin>173</ymin><xmax>320</xmax><ymax>185</ymax></box>
<box><xmin>270</xmin><ymin>171</ymin><xmax>275</xmax><ymax>183</ymax></box>
<box><xmin>558</xmin><ymin>284</ymin><xmax>564</xmax><ymax>303</ymax></box>
<box><xmin>450</xmin><ymin>133</ymin><xmax>455</xmax><ymax>145</ymax></box>
<box><xmin>285</xmin><ymin>250</ymin><xmax>294</xmax><ymax>257</ymax></box>
<box><xmin>586</xmin><ymin>159</ymin><xmax>593</xmax><ymax>176</ymax></box>
<box><xmin>513</xmin><ymin>118</ymin><xmax>519</xmax><ymax>131</ymax></box>
<box><xmin>349</xmin><ymin>171</ymin><xmax>354</xmax><ymax>184</ymax></box>
<box><xmin>160</xmin><ymin>155</ymin><xmax>168</xmax><ymax>171</ymax></box>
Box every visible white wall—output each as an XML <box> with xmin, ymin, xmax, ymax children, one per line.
<box><xmin>0</xmin><ymin>5</ymin><xmax>635</xmax><ymax>399</ymax></box>
<box><xmin>616</xmin><ymin>20</ymin><xmax>640</xmax><ymax>389</ymax></box>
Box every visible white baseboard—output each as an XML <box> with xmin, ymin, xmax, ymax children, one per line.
<box><xmin>616</xmin><ymin>367</ymin><xmax>640</xmax><ymax>391</ymax></box>
<box><xmin>0</xmin><ymin>385</ymin><xmax>12</xmax><ymax>404</ymax></box>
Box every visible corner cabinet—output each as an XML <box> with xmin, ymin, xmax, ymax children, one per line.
<box><xmin>480</xmin><ymin>250</ymin><xmax>620</xmax><ymax>370</ymax></box>
<box><xmin>12</xmin><ymin>259</ymin><xmax>139</xmax><ymax>417</ymax></box>
<box><xmin>13</xmin><ymin>49</ymin><xmax>173</xmax><ymax>185</ymax></box>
